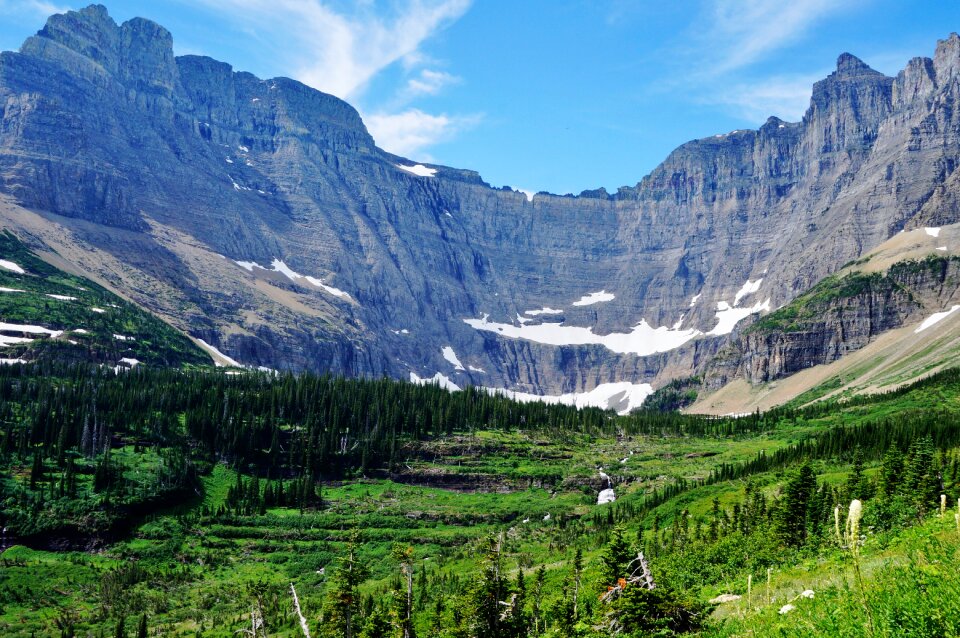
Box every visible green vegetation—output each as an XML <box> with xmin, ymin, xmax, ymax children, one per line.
<box><xmin>642</xmin><ymin>376</ymin><xmax>701</xmax><ymax>412</ymax></box>
<box><xmin>1</xmin><ymin>359</ymin><xmax>959</xmax><ymax>636</ymax></box>
<box><xmin>0</xmin><ymin>231</ymin><xmax>209</xmax><ymax>367</ymax></box>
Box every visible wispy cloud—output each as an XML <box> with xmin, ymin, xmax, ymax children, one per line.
<box><xmin>695</xmin><ymin>0</ymin><xmax>856</xmax><ymax>75</ymax></box>
<box><xmin>0</xmin><ymin>0</ymin><xmax>70</xmax><ymax>18</ymax></box>
<box><xmin>707</xmin><ymin>72</ymin><xmax>826</xmax><ymax>121</ymax></box>
<box><xmin>192</xmin><ymin>0</ymin><xmax>471</xmax><ymax>100</ymax></box>
<box><xmin>364</xmin><ymin>108</ymin><xmax>481</xmax><ymax>159</ymax></box>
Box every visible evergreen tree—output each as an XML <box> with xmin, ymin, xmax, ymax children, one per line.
<box><xmin>600</xmin><ymin>525</ymin><xmax>633</xmax><ymax>586</ymax></box>
<box><xmin>774</xmin><ymin>462</ymin><xmax>816</xmax><ymax>547</ymax></box>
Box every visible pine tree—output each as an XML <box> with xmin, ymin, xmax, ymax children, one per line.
<box><xmin>600</xmin><ymin>525</ymin><xmax>633</xmax><ymax>586</ymax></box>
<box><xmin>774</xmin><ymin>462</ymin><xmax>816</xmax><ymax>547</ymax></box>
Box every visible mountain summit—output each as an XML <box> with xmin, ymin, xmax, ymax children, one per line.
<box><xmin>2</xmin><ymin>5</ymin><xmax>960</xmax><ymax>409</ymax></box>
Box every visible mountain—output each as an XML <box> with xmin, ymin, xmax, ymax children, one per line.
<box><xmin>2</xmin><ymin>4</ymin><xmax>960</xmax><ymax>408</ymax></box>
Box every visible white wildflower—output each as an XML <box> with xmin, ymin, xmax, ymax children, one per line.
<box><xmin>779</xmin><ymin>604</ymin><xmax>796</xmax><ymax>614</ymax></box>
<box><xmin>801</xmin><ymin>589</ymin><xmax>815</xmax><ymax>599</ymax></box>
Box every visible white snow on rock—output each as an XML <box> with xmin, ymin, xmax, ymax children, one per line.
<box><xmin>234</xmin><ymin>258</ymin><xmax>352</xmax><ymax>299</ymax></box>
<box><xmin>46</xmin><ymin>294</ymin><xmax>78</xmax><ymax>301</ymax></box>
<box><xmin>572</xmin><ymin>290</ymin><xmax>615</xmax><ymax>306</ymax></box>
<box><xmin>468</xmin><ymin>365</ymin><xmax>486</xmax><ymax>373</ymax></box>
<box><xmin>689</xmin><ymin>293</ymin><xmax>702</xmax><ymax>307</ymax></box>
<box><xmin>72</xmin><ymin>329</ymin><xmax>89</xmax><ymax>334</ymax></box>
<box><xmin>525</xmin><ymin>307</ymin><xmax>563</xmax><ymax>316</ymax></box>
<box><xmin>937</xmin><ymin>246</ymin><xmax>948</xmax><ymax>251</ymax></box>
<box><xmin>485</xmin><ymin>381</ymin><xmax>654</xmax><ymax>415</ymax></box>
<box><xmin>708</xmin><ymin>299</ymin><xmax>771</xmax><ymax>336</ymax></box>
<box><xmin>915</xmin><ymin>305</ymin><xmax>960</xmax><ymax>333</ymax></box>
<box><xmin>733</xmin><ymin>278</ymin><xmax>762</xmax><ymax>306</ymax></box>
<box><xmin>441</xmin><ymin>346</ymin><xmax>465</xmax><ymax>371</ymax></box>
<box><xmin>463</xmin><ymin>313</ymin><xmax>699</xmax><ymax>357</ymax></box>
<box><xmin>0</xmin><ymin>260</ymin><xmax>25</xmax><ymax>274</ymax></box>
<box><xmin>0</xmin><ymin>335</ymin><xmax>33</xmax><ymax>346</ymax></box>
<box><xmin>391</xmin><ymin>328</ymin><xmax>411</xmax><ymax>335</ymax></box>
<box><xmin>0</xmin><ymin>287</ymin><xmax>24</xmax><ymax>293</ymax></box>
<box><xmin>396</xmin><ymin>164</ymin><xmax>437</xmax><ymax>177</ymax></box>
<box><xmin>409</xmin><ymin>372</ymin><xmax>461</xmax><ymax>392</ymax></box>
<box><xmin>0</xmin><ymin>358</ymin><xmax>27</xmax><ymax>365</ymax></box>
<box><xmin>0</xmin><ymin>322</ymin><xmax>62</xmax><ymax>337</ymax></box>
<box><xmin>91</xmin><ymin>307</ymin><xmax>106</xmax><ymax>313</ymax></box>
<box><xmin>925</xmin><ymin>227</ymin><xmax>942</xmax><ymax>237</ymax></box>
<box><xmin>196</xmin><ymin>338</ymin><xmax>243</xmax><ymax>367</ymax></box>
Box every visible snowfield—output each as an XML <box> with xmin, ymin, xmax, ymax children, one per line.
<box><xmin>572</xmin><ymin>290</ymin><xmax>615</xmax><ymax>306</ymax></box>
<box><xmin>396</xmin><ymin>164</ymin><xmax>437</xmax><ymax>177</ymax></box>
<box><xmin>915</xmin><ymin>305</ymin><xmax>960</xmax><ymax>333</ymax></box>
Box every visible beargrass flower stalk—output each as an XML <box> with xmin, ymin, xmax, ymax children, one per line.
<box><xmin>835</xmin><ymin>505</ymin><xmax>842</xmax><ymax>545</ymax></box>
<box><xmin>941</xmin><ymin>494</ymin><xmax>947</xmax><ymax>518</ymax></box>
<box><xmin>767</xmin><ymin>568</ymin><xmax>772</xmax><ymax>604</ymax></box>
<box><xmin>846</xmin><ymin>500</ymin><xmax>874</xmax><ymax>637</ymax></box>
<box><xmin>747</xmin><ymin>574</ymin><xmax>752</xmax><ymax>609</ymax></box>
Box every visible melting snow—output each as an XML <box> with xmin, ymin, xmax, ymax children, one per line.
<box><xmin>409</xmin><ymin>372</ymin><xmax>461</xmax><ymax>392</ymax></box>
<box><xmin>396</xmin><ymin>164</ymin><xmax>437</xmax><ymax>177</ymax></box>
<box><xmin>708</xmin><ymin>299</ymin><xmax>771</xmax><ymax>335</ymax></box>
<box><xmin>0</xmin><ymin>287</ymin><xmax>24</xmax><ymax>293</ymax></box>
<box><xmin>915</xmin><ymin>305</ymin><xmax>960</xmax><ymax>333</ymax></box>
<box><xmin>572</xmin><ymin>290</ymin><xmax>615</xmax><ymax>306</ymax></box>
<box><xmin>468</xmin><ymin>365</ymin><xmax>486</xmax><ymax>373</ymax></box>
<box><xmin>485</xmin><ymin>381</ymin><xmax>654</xmax><ymax>415</ymax></box>
<box><xmin>689</xmin><ymin>293</ymin><xmax>702</xmax><ymax>307</ymax></box>
<box><xmin>441</xmin><ymin>346</ymin><xmax>465</xmax><ymax>371</ymax></box>
<box><xmin>733</xmin><ymin>278</ymin><xmax>762</xmax><ymax>306</ymax></box>
<box><xmin>391</xmin><ymin>328</ymin><xmax>410</xmax><ymax>335</ymax></box>
<box><xmin>235</xmin><ymin>258</ymin><xmax>352</xmax><ymax>299</ymax></box>
<box><xmin>119</xmin><ymin>358</ymin><xmax>140</xmax><ymax>367</ymax></box>
<box><xmin>0</xmin><ymin>322</ymin><xmax>62</xmax><ymax>337</ymax></box>
<box><xmin>72</xmin><ymin>329</ymin><xmax>89</xmax><ymax>334</ymax></box>
<box><xmin>0</xmin><ymin>358</ymin><xmax>26</xmax><ymax>365</ymax></box>
<box><xmin>0</xmin><ymin>260</ymin><xmax>25</xmax><ymax>274</ymax></box>
<box><xmin>225</xmin><ymin>158</ymin><xmax>234</xmax><ymax>164</ymax></box>
<box><xmin>925</xmin><ymin>227</ymin><xmax>942</xmax><ymax>237</ymax></box>
<box><xmin>525</xmin><ymin>307</ymin><xmax>563</xmax><ymax>316</ymax></box>
<box><xmin>463</xmin><ymin>313</ymin><xmax>699</xmax><ymax>357</ymax></box>
<box><xmin>113</xmin><ymin>334</ymin><xmax>134</xmax><ymax>341</ymax></box>
<box><xmin>937</xmin><ymin>246</ymin><xmax>948</xmax><ymax>251</ymax></box>
<box><xmin>196</xmin><ymin>338</ymin><xmax>243</xmax><ymax>367</ymax></box>
<box><xmin>90</xmin><ymin>308</ymin><xmax>106</xmax><ymax>313</ymax></box>
<box><xmin>47</xmin><ymin>294</ymin><xmax>77</xmax><ymax>301</ymax></box>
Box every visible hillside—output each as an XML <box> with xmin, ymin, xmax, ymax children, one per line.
<box><xmin>2</xmin><ymin>5</ymin><xmax>960</xmax><ymax>402</ymax></box>
<box><xmin>0</xmin><ymin>230</ymin><xmax>210</xmax><ymax>368</ymax></box>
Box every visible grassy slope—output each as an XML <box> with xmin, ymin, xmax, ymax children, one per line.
<box><xmin>1</xmin><ymin>368</ymin><xmax>959</xmax><ymax>636</ymax></box>
<box><xmin>0</xmin><ymin>231</ymin><xmax>210</xmax><ymax>367</ymax></box>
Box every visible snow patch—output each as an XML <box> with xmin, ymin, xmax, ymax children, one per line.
<box><xmin>517</xmin><ymin>189</ymin><xmax>535</xmax><ymax>202</ymax></box>
<box><xmin>485</xmin><ymin>381</ymin><xmax>654</xmax><ymax>415</ymax></box>
<box><xmin>733</xmin><ymin>278</ymin><xmax>762</xmax><ymax>306</ymax></box>
<box><xmin>468</xmin><ymin>365</ymin><xmax>486</xmax><ymax>373</ymax></box>
<box><xmin>46</xmin><ymin>294</ymin><xmax>77</xmax><ymax>301</ymax></box>
<box><xmin>708</xmin><ymin>299</ymin><xmax>771</xmax><ymax>336</ymax></box>
<box><xmin>689</xmin><ymin>293</ymin><xmax>702</xmax><ymax>307</ymax></box>
<box><xmin>525</xmin><ymin>307</ymin><xmax>563</xmax><ymax>316</ymax></box>
<box><xmin>937</xmin><ymin>246</ymin><xmax>948</xmax><ymax>251</ymax></box>
<box><xmin>196</xmin><ymin>338</ymin><xmax>243</xmax><ymax>368</ymax></box>
<box><xmin>925</xmin><ymin>227</ymin><xmax>941</xmax><ymax>237</ymax></box>
<box><xmin>0</xmin><ymin>358</ymin><xmax>26</xmax><ymax>365</ymax></box>
<box><xmin>119</xmin><ymin>358</ymin><xmax>140</xmax><ymax>367</ymax></box>
<box><xmin>396</xmin><ymin>164</ymin><xmax>437</xmax><ymax>177</ymax></box>
<box><xmin>72</xmin><ymin>329</ymin><xmax>89</xmax><ymax>334</ymax></box>
<box><xmin>915</xmin><ymin>305</ymin><xmax>960</xmax><ymax>333</ymax></box>
<box><xmin>409</xmin><ymin>372</ymin><xmax>461</xmax><ymax>392</ymax></box>
<box><xmin>0</xmin><ymin>260</ymin><xmax>25</xmax><ymax>274</ymax></box>
<box><xmin>572</xmin><ymin>290</ymin><xmax>615</xmax><ymax>306</ymax></box>
<box><xmin>464</xmin><ymin>313</ymin><xmax>699</xmax><ymax>357</ymax></box>
<box><xmin>113</xmin><ymin>334</ymin><xmax>134</xmax><ymax>341</ymax></box>
<box><xmin>0</xmin><ymin>287</ymin><xmax>24</xmax><ymax>293</ymax></box>
<box><xmin>235</xmin><ymin>258</ymin><xmax>352</xmax><ymax>299</ymax></box>
<box><xmin>441</xmin><ymin>346</ymin><xmax>465</xmax><ymax>371</ymax></box>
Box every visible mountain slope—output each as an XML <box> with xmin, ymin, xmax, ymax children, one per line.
<box><xmin>2</xmin><ymin>5</ymin><xmax>960</xmax><ymax>401</ymax></box>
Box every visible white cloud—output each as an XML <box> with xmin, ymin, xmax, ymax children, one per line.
<box><xmin>192</xmin><ymin>0</ymin><xmax>471</xmax><ymax>100</ymax></box>
<box><xmin>0</xmin><ymin>0</ymin><xmax>70</xmax><ymax>18</ymax></box>
<box><xmin>405</xmin><ymin>68</ymin><xmax>460</xmax><ymax>97</ymax></box>
<box><xmin>697</xmin><ymin>0</ymin><xmax>856</xmax><ymax>74</ymax></box>
<box><xmin>365</xmin><ymin>108</ymin><xmax>481</xmax><ymax>158</ymax></box>
<box><xmin>709</xmin><ymin>72</ymin><xmax>826</xmax><ymax>121</ymax></box>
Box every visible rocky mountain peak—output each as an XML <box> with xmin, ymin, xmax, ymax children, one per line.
<box><xmin>21</xmin><ymin>3</ymin><xmax>177</xmax><ymax>94</ymax></box>
<box><xmin>834</xmin><ymin>52</ymin><xmax>880</xmax><ymax>77</ymax></box>
<box><xmin>933</xmin><ymin>32</ymin><xmax>960</xmax><ymax>80</ymax></box>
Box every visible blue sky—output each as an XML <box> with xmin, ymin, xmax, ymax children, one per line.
<box><xmin>0</xmin><ymin>1</ymin><xmax>957</xmax><ymax>194</ymax></box>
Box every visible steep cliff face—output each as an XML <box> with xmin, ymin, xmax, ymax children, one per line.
<box><xmin>2</xmin><ymin>5</ymin><xmax>960</xmax><ymax>401</ymax></box>
<box><xmin>705</xmin><ymin>255</ymin><xmax>960</xmax><ymax>388</ymax></box>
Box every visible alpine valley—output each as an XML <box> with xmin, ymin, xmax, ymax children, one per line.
<box><xmin>2</xmin><ymin>5</ymin><xmax>960</xmax><ymax>638</ymax></box>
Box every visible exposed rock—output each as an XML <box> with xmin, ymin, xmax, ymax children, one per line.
<box><xmin>1</xmin><ymin>6</ymin><xmax>960</xmax><ymax>399</ymax></box>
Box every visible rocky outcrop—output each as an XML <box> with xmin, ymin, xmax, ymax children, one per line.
<box><xmin>2</xmin><ymin>6</ymin><xmax>960</xmax><ymax>398</ymax></box>
<box><xmin>706</xmin><ymin>256</ymin><xmax>960</xmax><ymax>387</ymax></box>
